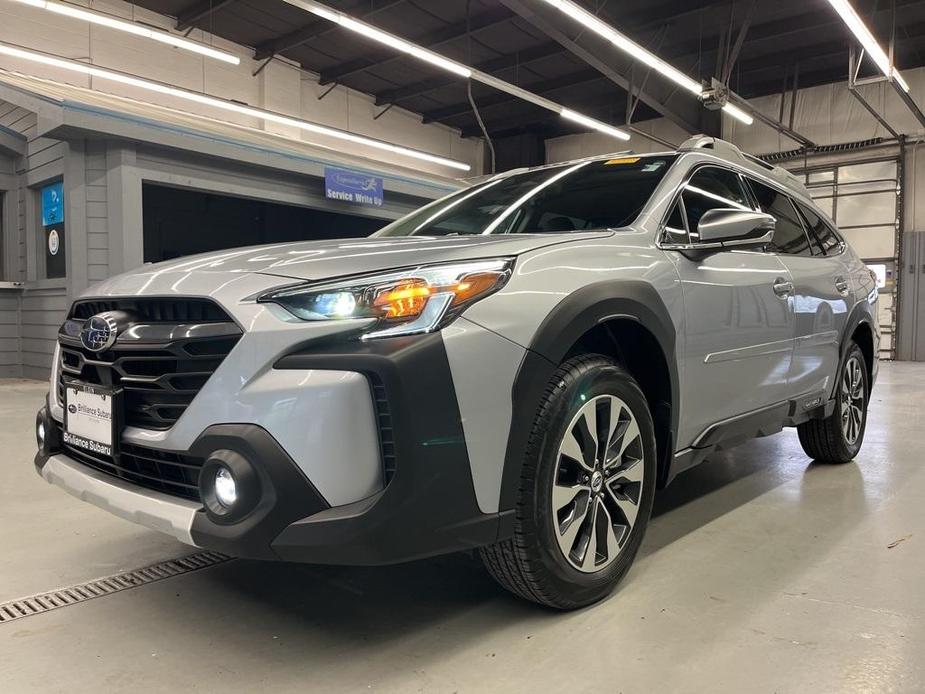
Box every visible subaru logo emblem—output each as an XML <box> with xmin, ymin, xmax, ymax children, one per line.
<box><xmin>80</xmin><ymin>313</ymin><xmax>119</xmax><ymax>353</ymax></box>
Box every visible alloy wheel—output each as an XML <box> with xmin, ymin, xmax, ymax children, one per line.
<box><xmin>552</xmin><ymin>395</ymin><xmax>645</xmax><ymax>573</ymax></box>
<box><xmin>841</xmin><ymin>355</ymin><xmax>865</xmax><ymax>445</ymax></box>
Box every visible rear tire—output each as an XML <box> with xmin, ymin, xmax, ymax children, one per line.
<box><xmin>797</xmin><ymin>342</ymin><xmax>868</xmax><ymax>463</ymax></box>
<box><xmin>480</xmin><ymin>355</ymin><xmax>657</xmax><ymax>609</ymax></box>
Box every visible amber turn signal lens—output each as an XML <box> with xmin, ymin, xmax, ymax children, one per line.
<box><xmin>451</xmin><ymin>271</ymin><xmax>505</xmax><ymax>306</ymax></box>
<box><xmin>373</xmin><ymin>280</ymin><xmax>431</xmax><ymax>318</ymax></box>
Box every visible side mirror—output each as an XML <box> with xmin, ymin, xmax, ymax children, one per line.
<box><xmin>696</xmin><ymin>208</ymin><xmax>776</xmax><ymax>248</ymax></box>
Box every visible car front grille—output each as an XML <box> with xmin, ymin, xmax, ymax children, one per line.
<box><xmin>58</xmin><ymin>298</ymin><xmax>242</xmax><ymax>430</ymax></box>
<box><xmin>57</xmin><ymin>425</ymin><xmax>204</xmax><ymax>501</ymax></box>
<box><xmin>71</xmin><ymin>298</ymin><xmax>230</xmax><ymax>323</ymax></box>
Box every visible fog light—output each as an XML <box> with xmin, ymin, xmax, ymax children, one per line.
<box><xmin>36</xmin><ymin>419</ymin><xmax>46</xmax><ymax>450</ymax></box>
<box><xmin>200</xmin><ymin>450</ymin><xmax>259</xmax><ymax>523</ymax></box>
<box><xmin>214</xmin><ymin>467</ymin><xmax>237</xmax><ymax>508</ymax></box>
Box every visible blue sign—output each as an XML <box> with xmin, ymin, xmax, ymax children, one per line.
<box><xmin>324</xmin><ymin>167</ymin><xmax>383</xmax><ymax>207</ymax></box>
<box><xmin>42</xmin><ymin>181</ymin><xmax>64</xmax><ymax>226</ymax></box>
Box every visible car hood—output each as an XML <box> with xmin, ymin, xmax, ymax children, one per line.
<box><xmin>82</xmin><ymin>233</ymin><xmax>617</xmax><ymax>301</ymax></box>
<box><xmin>120</xmin><ymin>233</ymin><xmax>611</xmax><ymax>282</ymax></box>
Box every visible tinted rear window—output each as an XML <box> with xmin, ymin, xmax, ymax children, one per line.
<box><xmin>797</xmin><ymin>203</ymin><xmax>843</xmax><ymax>255</ymax></box>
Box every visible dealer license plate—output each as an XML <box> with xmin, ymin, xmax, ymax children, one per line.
<box><xmin>63</xmin><ymin>382</ymin><xmax>118</xmax><ymax>457</ymax></box>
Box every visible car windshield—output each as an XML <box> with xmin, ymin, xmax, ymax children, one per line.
<box><xmin>376</xmin><ymin>154</ymin><xmax>678</xmax><ymax>237</ymax></box>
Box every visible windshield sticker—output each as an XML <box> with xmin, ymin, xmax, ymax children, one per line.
<box><xmin>604</xmin><ymin>157</ymin><xmax>640</xmax><ymax>165</ymax></box>
<box><xmin>642</xmin><ymin>161</ymin><xmax>666</xmax><ymax>172</ymax></box>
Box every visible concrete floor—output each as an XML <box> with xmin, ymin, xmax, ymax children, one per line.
<box><xmin>1</xmin><ymin>363</ymin><xmax>923</xmax><ymax>693</ymax></box>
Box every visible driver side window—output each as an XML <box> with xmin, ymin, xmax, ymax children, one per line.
<box><xmin>681</xmin><ymin>167</ymin><xmax>751</xmax><ymax>241</ymax></box>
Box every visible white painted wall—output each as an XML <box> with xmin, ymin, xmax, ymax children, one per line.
<box><xmin>0</xmin><ymin>0</ymin><xmax>483</xmax><ymax>178</ymax></box>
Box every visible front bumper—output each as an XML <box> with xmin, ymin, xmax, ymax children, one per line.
<box><xmin>40</xmin><ymin>454</ymin><xmax>200</xmax><ymax>545</ymax></box>
<box><xmin>36</xmin><ymin>329</ymin><xmax>514</xmax><ymax>565</ymax></box>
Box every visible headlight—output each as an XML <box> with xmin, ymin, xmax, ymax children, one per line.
<box><xmin>261</xmin><ymin>258</ymin><xmax>513</xmax><ymax>339</ymax></box>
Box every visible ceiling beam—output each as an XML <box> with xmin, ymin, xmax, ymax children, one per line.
<box><xmin>459</xmin><ymin>93</ymin><xmax>632</xmax><ymax>139</ymax></box>
<box><xmin>176</xmin><ymin>0</ymin><xmax>237</xmax><ymax>31</ymax></box>
<box><xmin>731</xmin><ymin>17</ymin><xmax>925</xmax><ymax>93</ymax></box>
<box><xmin>253</xmin><ymin>0</ymin><xmax>404</xmax><ymax>61</ymax></box>
<box><xmin>721</xmin><ymin>0</ymin><xmax>757</xmax><ymax>85</ymax></box>
<box><xmin>422</xmin><ymin>68</ymin><xmax>604</xmax><ymax>124</ymax></box>
<box><xmin>318</xmin><ymin>6</ymin><xmax>514</xmax><ymax>85</ymax></box>
<box><xmin>374</xmin><ymin>41</ymin><xmax>562</xmax><ymax>106</ymax></box>
<box><xmin>374</xmin><ymin>0</ymin><xmax>730</xmax><ymax>109</ymax></box>
<box><xmin>498</xmin><ymin>0</ymin><xmax>703</xmax><ymax>134</ymax></box>
<box><xmin>253</xmin><ymin>20</ymin><xmax>332</xmax><ymax>61</ymax></box>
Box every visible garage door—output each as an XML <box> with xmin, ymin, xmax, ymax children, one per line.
<box><xmin>795</xmin><ymin>156</ymin><xmax>900</xmax><ymax>359</ymax></box>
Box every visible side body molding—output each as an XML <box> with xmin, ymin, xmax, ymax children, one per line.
<box><xmin>498</xmin><ymin>280</ymin><xmax>680</xmax><ymax>512</ymax></box>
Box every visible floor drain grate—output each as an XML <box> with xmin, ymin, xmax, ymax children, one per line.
<box><xmin>0</xmin><ymin>551</ymin><xmax>231</xmax><ymax>624</ymax></box>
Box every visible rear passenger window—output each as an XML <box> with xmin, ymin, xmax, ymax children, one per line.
<box><xmin>681</xmin><ymin>167</ymin><xmax>751</xmax><ymax>240</ymax></box>
<box><xmin>797</xmin><ymin>203</ymin><xmax>843</xmax><ymax>255</ymax></box>
<box><xmin>748</xmin><ymin>179</ymin><xmax>813</xmax><ymax>257</ymax></box>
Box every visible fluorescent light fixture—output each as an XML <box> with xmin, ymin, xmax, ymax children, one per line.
<box><xmin>721</xmin><ymin>102</ymin><xmax>754</xmax><ymax>126</ymax></box>
<box><xmin>539</xmin><ymin>0</ymin><xmax>701</xmax><ymax>94</ymax></box>
<box><xmin>537</xmin><ymin>0</ymin><xmax>754</xmax><ymax>126</ymax></box>
<box><xmin>825</xmin><ymin>0</ymin><xmax>910</xmax><ymax>91</ymax></box>
<box><xmin>11</xmin><ymin>0</ymin><xmax>240</xmax><ymax>65</ymax></box>
<box><xmin>286</xmin><ymin>0</ymin><xmax>470</xmax><ymax>78</ymax></box>
<box><xmin>560</xmin><ymin>108</ymin><xmax>631</xmax><ymax>140</ymax></box>
<box><xmin>0</xmin><ymin>42</ymin><xmax>471</xmax><ymax>171</ymax></box>
<box><xmin>283</xmin><ymin>0</ymin><xmax>630</xmax><ymax>141</ymax></box>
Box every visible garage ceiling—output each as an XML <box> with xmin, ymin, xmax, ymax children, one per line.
<box><xmin>132</xmin><ymin>0</ymin><xmax>925</xmax><ymax>140</ymax></box>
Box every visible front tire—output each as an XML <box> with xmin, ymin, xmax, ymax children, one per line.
<box><xmin>480</xmin><ymin>355</ymin><xmax>657</xmax><ymax>609</ymax></box>
<box><xmin>797</xmin><ymin>342</ymin><xmax>869</xmax><ymax>463</ymax></box>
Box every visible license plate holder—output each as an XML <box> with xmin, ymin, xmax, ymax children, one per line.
<box><xmin>63</xmin><ymin>381</ymin><xmax>122</xmax><ymax>457</ymax></box>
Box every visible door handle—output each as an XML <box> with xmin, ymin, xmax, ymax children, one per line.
<box><xmin>773</xmin><ymin>279</ymin><xmax>794</xmax><ymax>298</ymax></box>
<box><xmin>834</xmin><ymin>276</ymin><xmax>850</xmax><ymax>297</ymax></box>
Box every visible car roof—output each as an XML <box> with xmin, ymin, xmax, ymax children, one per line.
<box><xmin>462</xmin><ymin>136</ymin><xmax>811</xmax><ymax>202</ymax></box>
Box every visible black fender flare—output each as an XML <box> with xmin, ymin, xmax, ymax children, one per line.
<box><xmin>498</xmin><ymin>280</ymin><xmax>680</xmax><ymax>511</ymax></box>
<box><xmin>833</xmin><ymin>298</ymin><xmax>876</xmax><ymax>397</ymax></box>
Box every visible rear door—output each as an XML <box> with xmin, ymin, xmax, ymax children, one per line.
<box><xmin>748</xmin><ymin>178</ymin><xmax>848</xmax><ymax>400</ymax></box>
<box><xmin>668</xmin><ymin>166</ymin><xmax>795</xmax><ymax>448</ymax></box>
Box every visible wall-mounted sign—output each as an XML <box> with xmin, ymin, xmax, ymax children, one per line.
<box><xmin>42</xmin><ymin>181</ymin><xmax>64</xmax><ymax>226</ymax></box>
<box><xmin>42</xmin><ymin>181</ymin><xmax>66</xmax><ymax>279</ymax></box>
<box><xmin>324</xmin><ymin>167</ymin><xmax>384</xmax><ymax>207</ymax></box>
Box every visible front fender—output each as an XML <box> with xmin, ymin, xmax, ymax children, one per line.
<box><xmin>496</xmin><ymin>280</ymin><xmax>680</xmax><ymax>511</ymax></box>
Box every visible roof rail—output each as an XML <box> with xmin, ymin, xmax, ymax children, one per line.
<box><xmin>679</xmin><ymin>135</ymin><xmax>810</xmax><ymax>199</ymax></box>
<box><xmin>460</xmin><ymin>149</ymin><xmax>637</xmax><ymax>186</ymax></box>
<box><xmin>678</xmin><ymin>135</ymin><xmax>746</xmax><ymax>160</ymax></box>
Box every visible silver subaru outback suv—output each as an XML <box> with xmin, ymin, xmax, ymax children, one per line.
<box><xmin>35</xmin><ymin>136</ymin><xmax>878</xmax><ymax>609</ymax></box>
